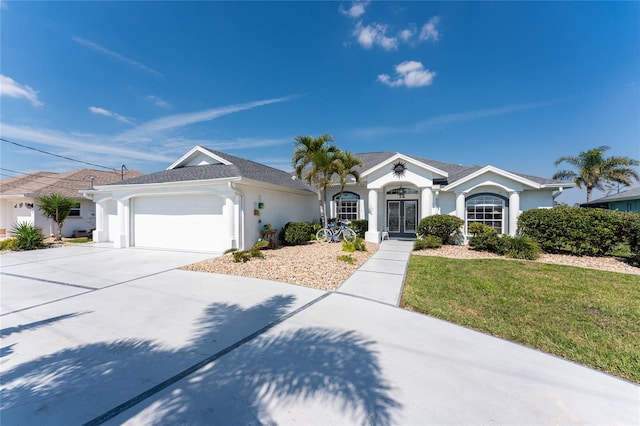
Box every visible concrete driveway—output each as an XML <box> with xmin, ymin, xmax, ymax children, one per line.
<box><xmin>1</xmin><ymin>245</ymin><xmax>638</xmax><ymax>425</ymax></box>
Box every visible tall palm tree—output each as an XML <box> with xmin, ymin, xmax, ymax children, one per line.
<box><xmin>292</xmin><ymin>134</ymin><xmax>339</xmax><ymax>227</ymax></box>
<box><xmin>333</xmin><ymin>150</ymin><xmax>363</xmax><ymax>219</ymax></box>
<box><xmin>38</xmin><ymin>193</ymin><xmax>76</xmax><ymax>241</ymax></box>
<box><xmin>553</xmin><ymin>146</ymin><xmax>639</xmax><ymax>202</ymax></box>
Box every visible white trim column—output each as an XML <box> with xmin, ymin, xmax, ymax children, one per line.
<box><xmin>365</xmin><ymin>188</ymin><xmax>380</xmax><ymax>242</ymax></box>
<box><xmin>115</xmin><ymin>198</ymin><xmax>129</xmax><ymax>248</ymax></box>
<box><xmin>455</xmin><ymin>192</ymin><xmax>465</xmax><ymax>221</ymax></box>
<box><xmin>421</xmin><ymin>187</ymin><xmax>433</xmax><ymax>219</ymax></box>
<box><xmin>508</xmin><ymin>191</ymin><xmax>520</xmax><ymax>236</ymax></box>
<box><xmin>93</xmin><ymin>201</ymin><xmax>106</xmax><ymax>242</ymax></box>
<box><xmin>223</xmin><ymin>196</ymin><xmax>236</xmax><ymax>249</ymax></box>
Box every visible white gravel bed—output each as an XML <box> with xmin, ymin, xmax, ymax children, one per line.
<box><xmin>413</xmin><ymin>245</ymin><xmax>640</xmax><ymax>276</ymax></box>
<box><xmin>182</xmin><ymin>241</ymin><xmax>379</xmax><ymax>291</ymax></box>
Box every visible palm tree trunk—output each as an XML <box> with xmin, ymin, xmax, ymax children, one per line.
<box><xmin>586</xmin><ymin>187</ymin><xmax>593</xmax><ymax>203</ymax></box>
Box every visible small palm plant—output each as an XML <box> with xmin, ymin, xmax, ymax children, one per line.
<box><xmin>11</xmin><ymin>221</ymin><xmax>45</xmax><ymax>250</ymax></box>
<box><xmin>38</xmin><ymin>193</ymin><xmax>76</xmax><ymax>241</ymax></box>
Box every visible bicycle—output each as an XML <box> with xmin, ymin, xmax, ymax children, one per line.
<box><xmin>316</xmin><ymin>220</ymin><xmax>357</xmax><ymax>243</ymax></box>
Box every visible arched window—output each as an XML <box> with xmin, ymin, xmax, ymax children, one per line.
<box><xmin>333</xmin><ymin>192</ymin><xmax>360</xmax><ymax>220</ymax></box>
<box><xmin>466</xmin><ymin>194</ymin><xmax>507</xmax><ymax>234</ymax></box>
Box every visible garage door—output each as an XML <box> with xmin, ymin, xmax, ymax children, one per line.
<box><xmin>132</xmin><ymin>194</ymin><xmax>225</xmax><ymax>252</ymax></box>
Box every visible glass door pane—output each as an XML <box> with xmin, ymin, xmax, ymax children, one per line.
<box><xmin>388</xmin><ymin>201</ymin><xmax>400</xmax><ymax>232</ymax></box>
<box><xmin>404</xmin><ymin>200</ymin><xmax>417</xmax><ymax>233</ymax></box>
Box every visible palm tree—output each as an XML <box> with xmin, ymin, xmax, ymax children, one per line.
<box><xmin>333</xmin><ymin>150</ymin><xmax>363</xmax><ymax>218</ymax></box>
<box><xmin>553</xmin><ymin>146</ymin><xmax>639</xmax><ymax>202</ymax></box>
<box><xmin>292</xmin><ymin>134</ymin><xmax>339</xmax><ymax>228</ymax></box>
<box><xmin>38</xmin><ymin>193</ymin><xmax>76</xmax><ymax>241</ymax></box>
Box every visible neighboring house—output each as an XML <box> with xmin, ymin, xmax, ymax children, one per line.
<box><xmin>580</xmin><ymin>187</ymin><xmax>640</xmax><ymax>213</ymax></box>
<box><xmin>89</xmin><ymin>146</ymin><xmax>572</xmax><ymax>252</ymax></box>
<box><xmin>0</xmin><ymin>169</ymin><xmax>142</xmax><ymax>239</ymax></box>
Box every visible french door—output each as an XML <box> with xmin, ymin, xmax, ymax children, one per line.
<box><xmin>387</xmin><ymin>200</ymin><xmax>418</xmax><ymax>238</ymax></box>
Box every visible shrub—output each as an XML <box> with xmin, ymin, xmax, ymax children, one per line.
<box><xmin>629</xmin><ymin>217</ymin><xmax>640</xmax><ymax>266</ymax></box>
<box><xmin>232</xmin><ymin>250</ymin><xmax>252</xmax><ymax>263</ymax></box>
<box><xmin>280</xmin><ymin>222</ymin><xmax>313</xmax><ymax>246</ymax></box>
<box><xmin>232</xmin><ymin>240</ymin><xmax>269</xmax><ymax>263</ymax></box>
<box><xmin>342</xmin><ymin>237</ymin><xmax>367</xmax><ymax>253</ymax></box>
<box><xmin>502</xmin><ymin>236</ymin><xmax>541</xmax><ymax>260</ymax></box>
<box><xmin>0</xmin><ymin>238</ymin><xmax>19</xmax><ymax>251</ymax></box>
<box><xmin>413</xmin><ymin>235</ymin><xmax>442</xmax><ymax>250</ymax></box>
<box><xmin>349</xmin><ymin>220</ymin><xmax>368</xmax><ymax>238</ymax></box>
<box><xmin>518</xmin><ymin>207</ymin><xmax>632</xmax><ymax>256</ymax></box>
<box><xmin>11</xmin><ymin>222</ymin><xmax>44</xmax><ymax>250</ymax></box>
<box><xmin>337</xmin><ymin>254</ymin><xmax>355</xmax><ymax>264</ymax></box>
<box><xmin>467</xmin><ymin>222</ymin><xmax>494</xmax><ymax>236</ymax></box>
<box><xmin>417</xmin><ymin>214</ymin><xmax>463</xmax><ymax>245</ymax></box>
<box><xmin>469</xmin><ymin>232</ymin><xmax>499</xmax><ymax>253</ymax></box>
<box><xmin>224</xmin><ymin>248</ymin><xmax>239</xmax><ymax>254</ymax></box>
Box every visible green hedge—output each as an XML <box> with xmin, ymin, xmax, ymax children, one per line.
<box><xmin>279</xmin><ymin>222</ymin><xmax>314</xmax><ymax>246</ymax></box>
<box><xmin>417</xmin><ymin>214</ymin><xmax>463</xmax><ymax>245</ymax></box>
<box><xmin>629</xmin><ymin>218</ymin><xmax>640</xmax><ymax>266</ymax></box>
<box><xmin>517</xmin><ymin>207</ymin><xmax>637</xmax><ymax>256</ymax></box>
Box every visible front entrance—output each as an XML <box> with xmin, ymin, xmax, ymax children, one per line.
<box><xmin>387</xmin><ymin>200</ymin><xmax>418</xmax><ymax>239</ymax></box>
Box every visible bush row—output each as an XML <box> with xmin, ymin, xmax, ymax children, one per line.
<box><xmin>417</xmin><ymin>214</ymin><xmax>463</xmax><ymax>245</ymax></box>
<box><xmin>517</xmin><ymin>207</ymin><xmax>639</xmax><ymax>256</ymax></box>
<box><xmin>469</xmin><ymin>223</ymin><xmax>540</xmax><ymax>260</ymax></box>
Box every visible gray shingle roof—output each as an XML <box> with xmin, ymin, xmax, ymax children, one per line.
<box><xmin>355</xmin><ymin>152</ymin><xmax>561</xmax><ymax>185</ymax></box>
<box><xmin>582</xmin><ymin>187</ymin><xmax>640</xmax><ymax>204</ymax></box>
<box><xmin>109</xmin><ymin>149</ymin><xmax>313</xmax><ymax>192</ymax></box>
<box><xmin>105</xmin><ymin>148</ymin><xmax>561</xmax><ymax>190</ymax></box>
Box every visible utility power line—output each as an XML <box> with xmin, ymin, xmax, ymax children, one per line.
<box><xmin>1</xmin><ymin>138</ymin><xmax>117</xmax><ymax>171</ymax></box>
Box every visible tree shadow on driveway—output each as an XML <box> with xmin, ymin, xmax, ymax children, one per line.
<box><xmin>1</xmin><ymin>295</ymin><xmax>401</xmax><ymax>425</ymax></box>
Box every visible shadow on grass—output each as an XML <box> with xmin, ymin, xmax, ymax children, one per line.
<box><xmin>1</xmin><ymin>295</ymin><xmax>400</xmax><ymax>425</ymax></box>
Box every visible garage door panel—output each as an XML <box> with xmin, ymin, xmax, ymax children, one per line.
<box><xmin>133</xmin><ymin>195</ymin><xmax>225</xmax><ymax>252</ymax></box>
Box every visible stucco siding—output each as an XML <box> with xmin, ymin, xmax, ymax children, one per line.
<box><xmin>238</xmin><ymin>184</ymin><xmax>317</xmax><ymax>249</ymax></box>
<box><xmin>520</xmin><ymin>190</ymin><xmax>554</xmax><ymax>211</ymax></box>
<box><xmin>438</xmin><ymin>192</ymin><xmax>457</xmax><ymax>216</ymax></box>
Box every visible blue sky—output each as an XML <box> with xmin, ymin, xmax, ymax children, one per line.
<box><xmin>1</xmin><ymin>1</ymin><xmax>638</xmax><ymax>205</ymax></box>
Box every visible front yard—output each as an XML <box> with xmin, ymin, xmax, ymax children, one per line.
<box><xmin>401</xmin><ymin>256</ymin><xmax>640</xmax><ymax>383</ymax></box>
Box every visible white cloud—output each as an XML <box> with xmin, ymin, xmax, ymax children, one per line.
<box><xmin>377</xmin><ymin>61</ymin><xmax>436</xmax><ymax>88</ymax></box>
<box><xmin>419</xmin><ymin>16</ymin><xmax>440</xmax><ymax>42</ymax></box>
<box><xmin>340</xmin><ymin>1</ymin><xmax>369</xmax><ymax>19</ymax></box>
<box><xmin>73</xmin><ymin>37</ymin><xmax>163</xmax><ymax>78</ymax></box>
<box><xmin>146</xmin><ymin>95</ymin><xmax>170</xmax><ymax>108</ymax></box>
<box><xmin>0</xmin><ymin>74</ymin><xmax>44</xmax><ymax>108</ymax></box>
<box><xmin>416</xmin><ymin>99</ymin><xmax>564</xmax><ymax>130</ymax></box>
<box><xmin>399</xmin><ymin>28</ymin><xmax>414</xmax><ymax>43</ymax></box>
<box><xmin>352</xmin><ymin>21</ymin><xmax>398</xmax><ymax>50</ymax></box>
<box><xmin>0</xmin><ymin>123</ymin><xmax>173</xmax><ymax>163</ymax></box>
<box><xmin>88</xmin><ymin>106</ymin><xmax>132</xmax><ymax>124</ymax></box>
<box><xmin>116</xmin><ymin>95</ymin><xmax>298</xmax><ymax>143</ymax></box>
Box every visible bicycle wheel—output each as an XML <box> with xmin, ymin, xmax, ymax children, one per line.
<box><xmin>316</xmin><ymin>228</ymin><xmax>332</xmax><ymax>243</ymax></box>
<box><xmin>342</xmin><ymin>228</ymin><xmax>357</xmax><ymax>243</ymax></box>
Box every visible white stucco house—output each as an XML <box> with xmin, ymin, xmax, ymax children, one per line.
<box><xmin>0</xmin><ymin>169</ymin><xmax>142</xmax><ymax>239</ymax></box>
<box><xmin>87</xmin><ymin>146</ymin><xmax>573</xmax><ymax>252</ymax></box>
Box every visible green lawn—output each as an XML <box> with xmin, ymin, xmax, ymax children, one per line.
<box><xmin>401</xmin><ymin>256</ymin><xmax>640</xmax><ymax>383</ymax></box>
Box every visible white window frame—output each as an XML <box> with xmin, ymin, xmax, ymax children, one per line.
<box><xmin>465</xmin><ymin>194</ymin><xmax>507</xmax><ymax>234</ymax></box>
<box><xmin>332</xmin><ymin>192</ymin><xmax>360</xmax><ymax>221</ymax></box>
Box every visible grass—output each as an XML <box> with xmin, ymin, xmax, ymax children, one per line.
<box><xmin>64</xmin><ymin>238</ymin><xmax>92</xmax><ymax>244</ymax></box>
<box><xmin>401</xmin><ymin>256</ymin><xmax>640</xmax><ymax>383</ymax></box>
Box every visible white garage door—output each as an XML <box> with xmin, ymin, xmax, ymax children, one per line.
<box><xmin>133</xmin><ymin>194</ymin><xmax>225</xmax><ymax>252</ymax></box>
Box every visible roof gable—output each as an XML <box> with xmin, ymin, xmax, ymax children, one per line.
<box><xmin>360</xmin><ymin>152</ymin><xmax>448</xmax><ymax>179</ymax></box>
<box><xmin>443</xmin><ymin>165</ymin><xmax>543</xmax><ymax>191</ymax></box>
<box><xmin>167</xmin><ymin>146</ymin><xmax>231</xmax><ymax>169</ymax></box>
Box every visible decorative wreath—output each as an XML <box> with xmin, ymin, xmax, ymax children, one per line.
<box><xmin>392</xmin><ymin>161</ymin><xmax>407</xmax><ymax>178</ymax></box>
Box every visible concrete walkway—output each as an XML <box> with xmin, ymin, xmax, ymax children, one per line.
<box><xmin>337</xmin><ymin>239</ymin><xmax>413</xmax><ymax>305</ymax></box>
